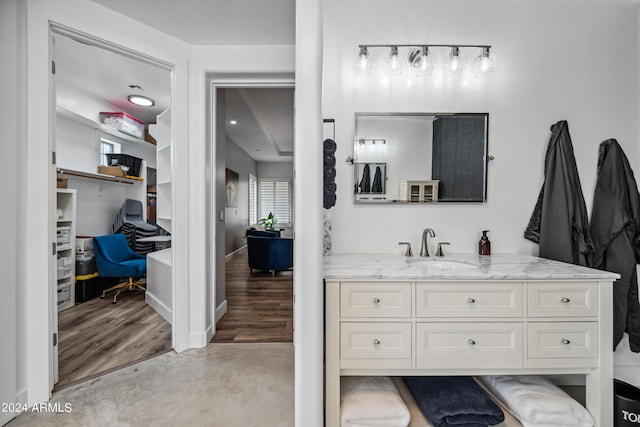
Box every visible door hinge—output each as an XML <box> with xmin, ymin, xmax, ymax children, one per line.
<box><xmin>51</xmin><ymin>60</ymin><xmax>56</xmax><ymax>75</ymax></box>
<box><xmin>53</xmin><ymin>333</ymin><xmax>57</xmax><ymax>347</ymax></box>
<box><xmin>52</xmin><ymin>151</ymin><xmax>56</xmax><ymax>165</ymax></box>
<box><xmin>52</xmin><ymin>242</ymin><xmax>56</xmax><ymax>255</ymax></box>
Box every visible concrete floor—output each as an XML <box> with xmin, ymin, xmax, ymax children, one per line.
<box><xmin>7</xmin><ymin>343</ymin><xmax>294</xmax><ymax>427</ymax></box>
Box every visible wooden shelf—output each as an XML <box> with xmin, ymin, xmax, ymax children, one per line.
<box><xmin>57</xmin><ymin>168</ymin><xmax>141</xmax><ymax>185</ymax></box>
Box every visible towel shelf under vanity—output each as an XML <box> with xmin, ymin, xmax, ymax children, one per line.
<box><xmin>324</xmin><ymin>277</ymin><xmax>614</xmax><ymax>427</ymax></box>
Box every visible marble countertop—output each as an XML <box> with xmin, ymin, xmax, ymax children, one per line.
<box><xmin>323</xmin><ymin>253</ymin><xmax>620</xmax><ymax>281</ymax></box>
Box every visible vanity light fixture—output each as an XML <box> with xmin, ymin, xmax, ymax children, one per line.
<box><xmin>353</xmin><ymin>46</ymin><xmax>374</xmax><ymax>77</ymax></box>
<box><xmin>127</xmin><ymin>94</ymin><xmax>155</xmax><ymax>107</ymax></box>
<box><xmin>443</xmin><ymin>47</ymin><xmax>466</xmax><ymax>77</ymax></box>
<box><xmin>383</xmin><ymin>46</ymin><xmax>405</xmax><ymax>76</ymax></box>
<box><xmin>354</xmin><ymin>44</ymin><xmax>494</xmax><ymax>78</ymax></box>
<box><xmin>471</xmin><ymin>47</ymin><xmax>497</xmax><ymax>78</ymax></box>
<box><xmin>408</xmin><ymin>46</ymin><xmax>437</xmax><ymax>77</ymax></box>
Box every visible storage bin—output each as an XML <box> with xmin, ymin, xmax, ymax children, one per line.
<box><xmin>615</xmin><ymin>379</ymin><xmax>640</xmax><ymax>426</ymax></box>
<box><xmin>57</xmin><ymin>282</ymin><xmax>71</xmax><ymax>307</ymax></box>
<box><xmin>57</xmin><ymin>255</ymin><xmax>70</xmax><ymax>268</ymax></box>
<box><xmin>76</xmin><ymin>237</ymin><xmax>94</xmax><ymax>254</ymax></box>
<box><xmin>56</xmin><ymin>226</ymin><xmax>70</xmax><ymax>248</ymax></box>
<box><xmin>106</xmin><ymin>153</ymin><xmax>143</xmax><ymax>177</ymax></box>
<box><xmin>76</xmin><ymin>258</ymin><xmax>97</xmax><ymax>276</ymax></box>
<box><xmin>100</xmin><ymin>112</ymin><xmax>145</xmax><ymax>139</ymax></box>
<box><xmin>57</xmin><ymin>265</ymin><xmax>72</xmax><ymax>279</ymax></box>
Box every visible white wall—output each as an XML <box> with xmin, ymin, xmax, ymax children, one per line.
<box><xmin>323</xmin><ymin>0</ymin><xmax>640</xmax><ymax>256</ymax></box>
<box><xmin>57</xmin><ymin>112</ymin><xmax>155</xmax><ymax>236</ymax></box>
<box><xmin>225</xmin><ymin>137</ymin><xmax>257</xmax><ymax>254</ymax></box>
<box><xmin>1</xmin><ymin>0</ymin><xmax>20</xmax><ymax>423</ymax></box>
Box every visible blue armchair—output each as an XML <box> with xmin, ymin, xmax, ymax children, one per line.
<box><xmin>94</xmin><ymin>233</ymin><xmax>147</xmax><ymax>303</ymax></box>
<box><xmin>246</xmin><ymin>229</ymin><xmax>293</xmax><ymax>277</ymax></box>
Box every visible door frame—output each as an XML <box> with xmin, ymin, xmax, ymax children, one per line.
<box><xmin>208</xmin><ymin>74</ymin><xmax>295</xmax><ymax>340</ymax></box>
<box><xmin>48</xmin><ymin>22</ymin><xmax>178</xmax><ymax>391</ymax></box>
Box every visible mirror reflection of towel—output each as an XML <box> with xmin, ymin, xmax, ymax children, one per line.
<box><xmin>359</xmin><ymin>164</ymin><xmax>371</xmax><ymax>193</ymax></box>
<box><xmin>372</xmin><ymin>166</ymin><xmax>383</xmax><ymax>193</ymax></box>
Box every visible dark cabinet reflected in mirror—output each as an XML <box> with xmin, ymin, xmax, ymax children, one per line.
<box><xmin>354</xmin><ymin>113</ymin><xmax>489</xmax><ymax>203</ymax></box>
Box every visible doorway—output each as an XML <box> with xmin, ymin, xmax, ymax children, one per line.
<box><xmin>51</xmin><ymin>27</ymin><xmax>174</xmax><ymax>389</ymax></box>
<box><xmin>208</xmin><ymin>82</ymin><xmax>295</xmax><ymax>343</ymax></box>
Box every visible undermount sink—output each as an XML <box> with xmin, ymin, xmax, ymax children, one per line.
<box><xmin>407</xmin><ymin>259</ymin><xmax>479</xmax><ymax>270</ymax></box>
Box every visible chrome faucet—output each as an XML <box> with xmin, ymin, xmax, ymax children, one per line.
<box><xmin>398</xmin><ymin>242</ymin><xmax>413</xmax><ymax>257</ymax></box>
<box><xmin>436</xmin><ymin>242</ymin><xmax>451</xmax><ymax>257</ymax></box>
<box><xmin>420</xmin><ymin>228</ymin><xmax>436</xmax><ymax>257</ymax></box>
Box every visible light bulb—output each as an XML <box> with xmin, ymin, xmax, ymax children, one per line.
<box><xmin>353</xmin><ymin>46</ymin><xmax>374</xmax><ymax>77</ymax></box>
<box><xmin>443</xmin><ymin>47</ymin><xmax>467</xmax><ymax>77</ymax></box>
<box><xmin>408</xmin><ymin>46</ymin><xmax>437</xmax><ymax>77</ymax></box>
<box><xmin>383</xmin><ymin>46</ymin><xmax>405</xmax><ymax>76</ymax></box>
<box><xmin>471</xmin><ymin>47</ymin><xmax>497</xmax><ymax>78</ymax></box>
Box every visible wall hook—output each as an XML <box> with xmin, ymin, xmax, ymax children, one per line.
<box><xmin>345</xmin><ymin>154</ymin><xmax>354</xmax><ymax>165</ymax></box>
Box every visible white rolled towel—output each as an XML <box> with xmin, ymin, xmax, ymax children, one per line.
<box><xmin>478</xmin><ymin>375</ymin><xmax>594</xmax><ymax>427</ymax></box>
<box><xmin>340</xmin><ymin>376</ymin><xmax>411</xmax><ymax>427</ymax></box>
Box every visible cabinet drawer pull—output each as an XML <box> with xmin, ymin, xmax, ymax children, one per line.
<box><xmin>468</xmin><ymin>338</ymin><xmax>476</xmax><ymax>345</ymax></box>
<box><xmin>561</xmin><ymin>338</ymin><xmax>571</xmax><ymax>345</ymax></box>
<box><xmin>373</xmin><ymin>297</ymin><xmax>381</xmax><ymax>304</ymax></box>
<box><xmin>561</xmin><ymin>297</ymin><xmax>571</xmax><ymax>303</ymax></box>
<box><xmin>373</xmin><ymin>339</ymin><xmax>381</xmax><ymax>345</ymax></box>
<box><xmin>467</xmin><ymin>297</ymin><xmax>476</xmax><ymax>303</ymax></box>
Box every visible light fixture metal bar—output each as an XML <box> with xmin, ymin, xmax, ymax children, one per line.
<box><xmin>358</xmin><ymin>44</ymin><xmax>491</xmax><ymax>49</ymax></box>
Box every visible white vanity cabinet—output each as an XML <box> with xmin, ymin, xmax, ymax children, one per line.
<box><xmin>324</xmin><ymin>254</ymin><xmax>617</xmax><ymax>427</ymax></box>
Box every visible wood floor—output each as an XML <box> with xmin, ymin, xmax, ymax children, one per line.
<box><xmin>212</xmin><ymin>247</ymin><xmax>293</xmax><ymax>342</ymax></box>
<box><xmin>56</xmin><ymin>289</ymin><xmax>172</xmax><ymax>390</ymax></box>
<box><xmin>57</xmin><ymin>245</ymin><xmax>290</xmax><ymax>389</ymax></box>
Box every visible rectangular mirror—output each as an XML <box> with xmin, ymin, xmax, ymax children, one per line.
<box><xmin>354</xmin><ymin>113</ymin><xmax>489</xmax><ymax>203</ymax></box>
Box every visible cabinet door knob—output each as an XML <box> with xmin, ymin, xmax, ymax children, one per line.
<box><xmin>373</xmin><ymin>339</ymin><xmax>381</xmax><ymax>345</ymax></box>
<box><xmin>561</xmin><ymin>297</ymin><xmax>570</xmax><ymax>303</ymax></box>
<box><xmin>467</xmin><ymin>297</ymin><xmax>476</xmax><ymax>303</ymax></box>
<box><xmin>373</xmin><ymin>298</ymin><xmax>381</xmax><ymax>304</ymax></box>
<box><xmin>468</xmin><ymin>338</ymin><xmax>476</xmax><ymax>345</ymax></box>
<box><xmin>561</xmin><ymin>338</ymin><xmax>571</xmax><ymax>345</ymax></box>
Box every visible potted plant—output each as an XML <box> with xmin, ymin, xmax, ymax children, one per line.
<box><xmin>258</xmin><ymin>212</ymin><xmax>276</xmax><ymax>230</ymax></box>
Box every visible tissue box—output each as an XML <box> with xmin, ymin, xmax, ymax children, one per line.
<box><xmin>100</xmin><ymin>112</ymin><xmax>145</xmax><ymax>139</ymax></box>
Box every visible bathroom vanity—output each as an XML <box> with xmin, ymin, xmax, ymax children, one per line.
<box><xmin>324</xmin><ymin>253</ymin><xmax>619</xmax><ymax>427</ymax></box>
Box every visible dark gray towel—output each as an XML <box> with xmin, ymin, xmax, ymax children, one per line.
<box><xmin>403</xmin><ymin>376</ymin><xmax>504</xmax><ymax>427</ymax></box>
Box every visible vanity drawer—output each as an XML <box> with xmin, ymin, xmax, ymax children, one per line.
<box><xmin>415</xmin><ymin>282</ymin><xmax>523</xmax><ymax>318</ymax></box>
<box><xmin>415</xmin><ymin>322</ymin><xmax>523</xmax><ymax>369</ymax></box>
<box><xmin>527</xmin><ymin>282</ymin><xmax>597</xmax><ymax>317</ymax></box>
<box><xmin>340</xmin><ymin>322</ymin><xmax>412</xmax><ymax>360</ymax></box>
<box><xmin>340</xmin><ymin>282</ymin><xmax>411</xmax><ymax>318</ymax></box>
<box><xmin>527</xmin><ymin>322</ymin><xmax>597</xmax><ymax>359</ymax></box>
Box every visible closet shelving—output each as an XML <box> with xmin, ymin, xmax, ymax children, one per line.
<box><xmin>57</xmin><ymin>168</ymin><xmax>141</xmax><ymax>185</ymax></box>
<box><xmin>56</xmin><ymin>188</ymin><xmax>76</xmax><ymax>311</ymax></box>
<box><xmin>57</xmin><ymin>106</ymin><xmax>147</xmax><ymax>144</ymax></box>
<box><xmin>150</xmin><ymin>107</ymin><xmax>172</xmax><ymax>234</ymax></box>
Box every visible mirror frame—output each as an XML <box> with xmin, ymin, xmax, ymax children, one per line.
<box><xmin>354</xmin><ymin>112</ymin><xmax>489</xmax><ymax>204</ymax></box>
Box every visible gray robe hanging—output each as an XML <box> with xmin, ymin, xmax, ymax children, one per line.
<box><xmin>524</xmin><ymin>120</ymin><xmax>593</xmax><ymax>267</ymax></box>
<box><xmin>591</xmin><ymin>139</ymin><xmax>640</xmax><ymax>352</ymax></box>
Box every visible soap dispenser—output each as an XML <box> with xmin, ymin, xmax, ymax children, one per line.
<box><xmin>479</xmin><ymin>230</ymin><xmax>491</xmax><ymax>255</ymax></box>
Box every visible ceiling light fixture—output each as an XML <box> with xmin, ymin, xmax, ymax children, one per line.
<box><xmin>127</xmin><ymin>94</ymin><xmax>155</xmax><ymax>107</ymax></box>
<box><xmin>229</xmin><ymin>120</ymin><xmax>238</xmax><ymax>125</ymax></box>
<box><xmin>354</xmin><ymin>44</ymin><xmax>494</xmax><ymax>78</ymax></box>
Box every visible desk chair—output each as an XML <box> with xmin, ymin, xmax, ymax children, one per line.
<box><xmin>94</xmin><ymin>233</ymin><xmax>147</xmax><ymax>304</ymax></box>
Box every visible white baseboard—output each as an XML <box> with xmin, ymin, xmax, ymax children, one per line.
<box><xmin>188</xmin><ymin>331</ymin><xmax>209</xmax><ymax>349</ymax></box>
<box><xmin>215</xmin><ymin>299</ymin><xmax>228</xmax><ymax>323</ymax></box>
<box><xmin>145</xmin><ymin>292</ymin><xmax>172</xmax><ymax>325</ymax></box>
<box><xmin>225</xmin><ymin>245</ymin><xmax>247</xmax><ymax>261</ymax></box>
